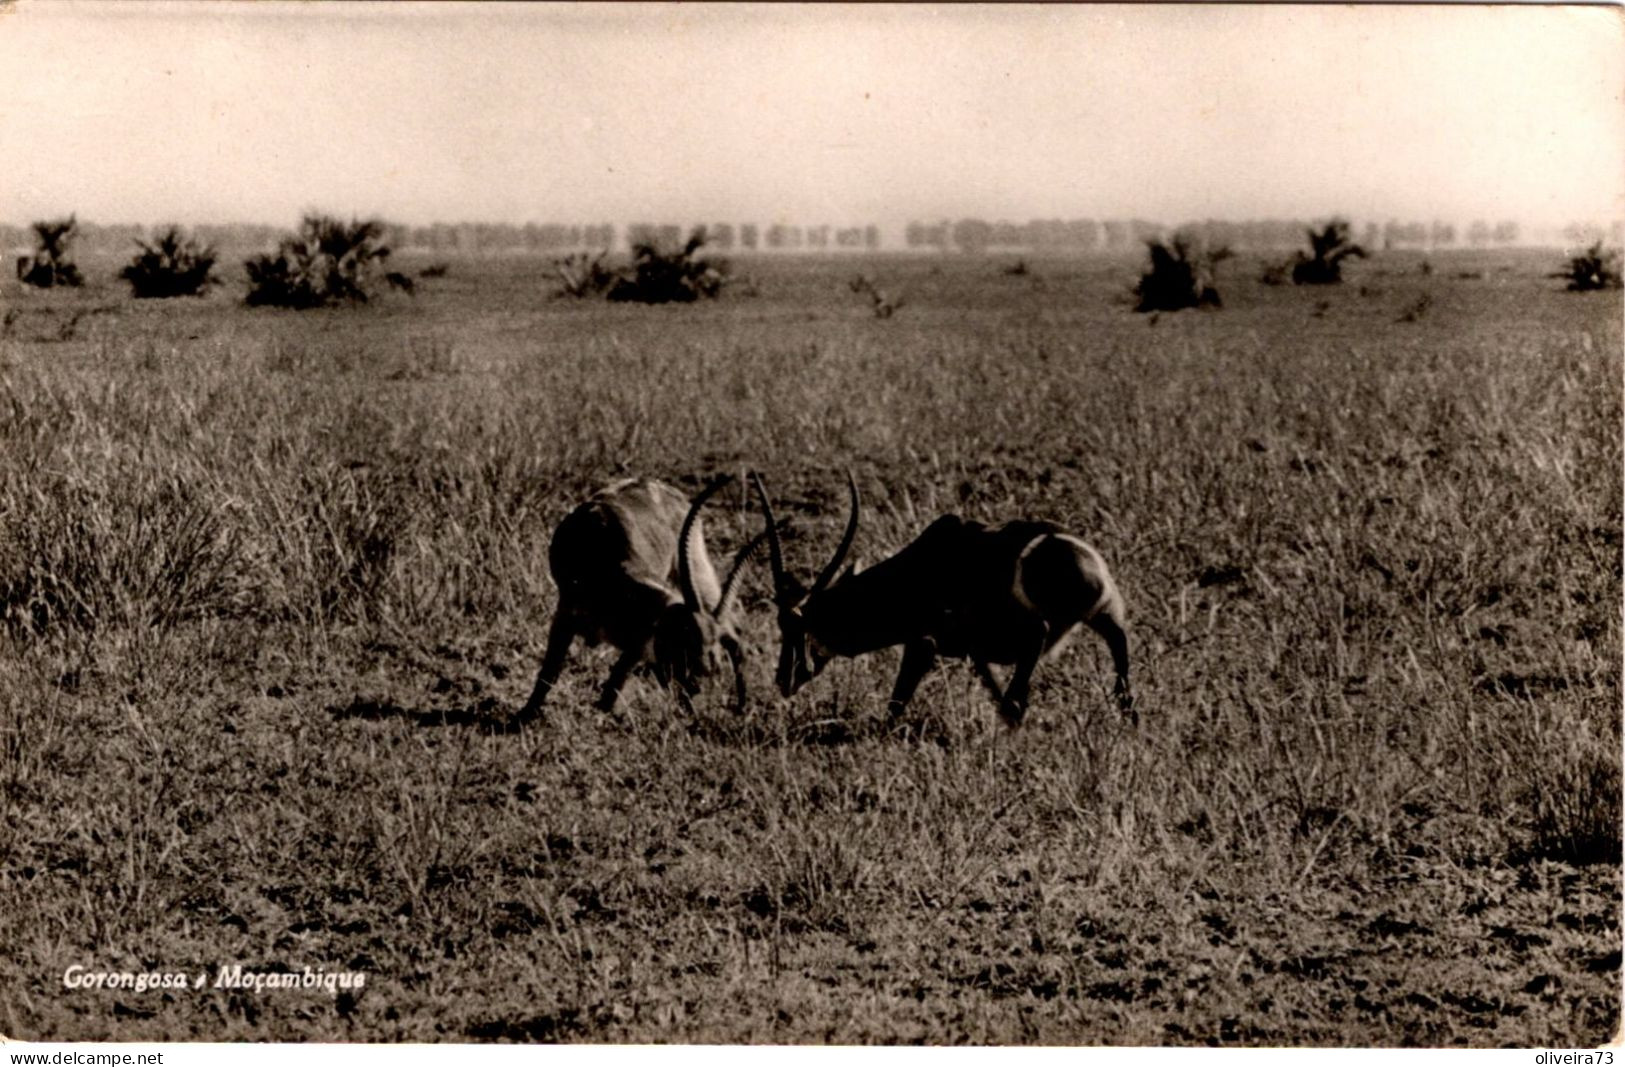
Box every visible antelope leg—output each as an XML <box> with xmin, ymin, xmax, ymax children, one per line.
<box><xmin>519</xmin><ymin>613</ymin><xmax>576</xmax><ymax>722</ymax></box>
<box><xmin>595</xmin><ymin>646</ymin><xmax>642</xmax><ymax>712</ymax></box>
<box><xmin>996</xmin><ymin>621</ymin><xmax>1050</xmax><ymax>728</ymax></box>
<box><xmin>1086</xmin><ymin>612</ymin><xmax>1135</xmax><ymax>723</ymax></box>
<box><xmin>888</xmin><ymin>637</ymin><xmax>937</xmax><ymax>719</ymax></box>
<box><xmin>971</xmin><ymin>659</ymin><xmax>1005</xmax><ymax>704</ymax></box>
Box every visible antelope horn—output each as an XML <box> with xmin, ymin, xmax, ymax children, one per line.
<box><xmin>678</xmin><ymin>474</ymin><xmax>732</xmax><ymax>614</ymax></box>
<box><xmin>749</xmin><ymin>472</ymin><xmax>790</xmax><ymax>605</ymax></box>
<box><xmin>722</xmin><ymin>635</ymin><xmax>747</xmax><ymax>715</ymax></box>
<box><xmin>716</xmin><ymin>522</ymin><xmax>782</xmax><ymax>620</ymax></box>
<box><xmin>810</xmin><ymin>471</ymin><xmax>860</xmax><ymax>596</ymax></box>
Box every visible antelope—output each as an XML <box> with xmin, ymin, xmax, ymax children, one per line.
<box><xmin>517</xmin><ymin>475</ymin><xmax>764</xmax><ymax>721</ymax></box>
<box><xmin>750</xmin><ymin>473</ymin><xmax>1133</xmax><ymax>728</ymax></box>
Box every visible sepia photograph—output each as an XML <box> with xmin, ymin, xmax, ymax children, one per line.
<box><xmin>0</xmin><ymin>0</ymin><xmax>1620</xmax><ymax>1048</ymax></box>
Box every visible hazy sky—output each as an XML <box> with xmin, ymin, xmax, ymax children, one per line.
<box><xmin>2</xmin><ymin>2</ymin><xmax>1621</xmax><ymax>229</ymax></box>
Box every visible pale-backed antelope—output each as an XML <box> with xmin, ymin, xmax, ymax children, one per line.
<box><xmin>518</xmin><ymin>476</ymin><xmax>763</xmax><ymax>720</ymax></box>
<box><xmin>750</xmin><ymin>474</ymin><xmax>1133</xmax><ymax>728</ymax></box>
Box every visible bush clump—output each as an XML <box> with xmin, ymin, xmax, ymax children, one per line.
<box><xmin>1558</xmin><ymin>242</ymin><xmax>1622</xmax><ymax>291</ymax></box>
<box><xmin>244</xmin><ymin>215</ymin><xmax>396</xmax><ymax>308</ymax></box>
<box><xmin>15</xmin><ymin>217</ymin><xmax>84</xmax><ymax>289</ymax></box>
<box><xmin>554</xmin><ymin>251</ymin><xmax>617</xmax><ymax>299</ymax></box>
<box><xmin>1134</xmin><ymin>235</ymin><xmax>1229</xmax><ymax>312</ymax></box>
<box><xmin>1290</xmin><ymin>220</ymin><xmax>1365</xmax><ymax>285</ymax></box>
<box><xmin>120</xmin><ymin>227</ymin><xmax>219</xmax><ymax>298</ymax></box>
<box><xmin>605</xmin><ymin>230</ymin><xmax>728</xmax><ymax>304</ymax></box>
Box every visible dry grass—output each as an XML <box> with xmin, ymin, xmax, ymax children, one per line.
<box><xmin>0</xmin><ymin>249</ymin><xmax>1619</xmax><ymax>1044</ymax></box>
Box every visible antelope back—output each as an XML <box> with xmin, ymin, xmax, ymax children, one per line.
<box><xmin>549</xmin><ymin>479</ymin><xmax>721</xmax><ymax>610</ymax></box>
<box><xmin>798</xmin><ymin>515</ymin><xmax>965</xmax><ymax>656</ymax></box>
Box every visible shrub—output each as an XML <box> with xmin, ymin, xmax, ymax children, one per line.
<box><xmin>849</xmin><ymin>275</ymin><xmax>904</xmax><ymax>318</ymax></box>
<box><xmin>119</xmin><ymin>227</ymin><xmax>218</xmax><ymax>298</ymax></box>
<box><xmin>1396</xmin><ymin>292</ymin><xmax>1434</xmax><ymax>323</ymax></box>
<box><xmin>554</xmin><ymin>251</ymin><xmax>617</xmax><ymax>299</ymax></box>
<box><xmin>15</xmin><ymin>216</ymin><xmax>84</xmax><ymax>289</ymax></box>
<box><xmin>244</xmin><ymin>215</ymin><xmax>395</xmax><ymax>308</ymax></box>
<box><xmin>1558</xmin><ymin>242</ymin><xmax>1622</xmax><ymax>291</ymax></box>
<box><xmin>605</xmin><ymin>230</ymin><xmax>728</xmax><ymax>304</ymax></box>
<box><xmin>1134</xmin><ymin>236</ymin><xmax>1229</xmax><ymax>312</ymax></box>
<box><xmin>1291</xmin><ymin>220</ymin><xmax>1365</xmax><ymax>285</ymax></box>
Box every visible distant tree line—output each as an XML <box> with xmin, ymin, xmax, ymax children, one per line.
<box><xmin>905</xmin><ymin>217</ymin><xmax>1554</xmax><ymax>254</ymax></box>
<box><xmin>397</xmin><ymin>222</ymin><xmax>617</xmax><ymax>253</ymax></box>
<box><xmin>908</xmin><ymin>218</ymin><xmax>1167</xmax><ymax>252</ymax></box>
<box><xmin>11</xmin><ymin>210</ymin><xmax>1620</xmax><ymax>311</ymax></box>
<box><xmin>1</xmin><ymin>222</ymin><xmax>286</xmax><ymax>255</ymax></box>
<box><xmin>3</xmin><ymin>217</ymin><xmax>1620</xmax><ymax>257</ymax></box>
<box><xmin>1559</xmin><ymin>221</ymin><xmax>1625</xmax><ymax>247</ymax></box>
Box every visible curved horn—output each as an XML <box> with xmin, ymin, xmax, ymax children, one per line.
<box><xmin>810</xmin><ymin>471</ymin><xmax>860</xmax><ymax>596</ymax></box>
<box><xmin>715</xmin><ymin>524</ymin><xmax>775</xmax><ymax>620</ymax></box>
<box><xmin>721</xmin><ymin>635</ymin><xmax>747</xmax><ymax>715</ymax></box>
<box><xmin>678</xmin><ymin>474</ymin><xmax>731</xmax><ymax>614</ymax></box>
<box><xmin>749</xmin><ymin>472</ymin><xmax>789</xmax><ymax>605</ymax></box>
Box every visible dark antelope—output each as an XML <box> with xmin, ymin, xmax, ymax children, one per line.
<box><xmin>751</xmin><ymin>473</ymin><xmax>1133</xmax><ymax>727</ymax></box>
<box><xmin>519</xmin><ymin>476</ymin><xmax>763</xmax><ymax>720</ymax></box>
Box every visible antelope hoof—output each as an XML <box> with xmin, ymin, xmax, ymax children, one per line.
<box><xmin>997</xmin><ymin>701</ymin><xmax>1028</xmax><ymax>729</ymax></box>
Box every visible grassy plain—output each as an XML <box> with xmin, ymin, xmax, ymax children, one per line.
<box><xmin>0</xmin><ymin>247</ymin><xmax>1619</xmax><ymax>1044</ymax></box>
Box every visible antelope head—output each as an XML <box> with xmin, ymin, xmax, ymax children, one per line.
<box><xmin>749</xmin><ymin>471</ymin><xmax>860</xmax><ymax>697</ymax></box>
<box><xmin>652</xmin><ymin>474</ymin><xmax>764</xmax><ymax>712</ymax></box>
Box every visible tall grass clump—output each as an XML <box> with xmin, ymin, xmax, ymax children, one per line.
<box><xmin>1522</xmin><ymin>745</ymin><xmax>1622</xmax><ymax>866</ymax></box>
<box><xmin>0</xmin><ymin>466</ymin><xmax>246</xmax><ymax>640</ymax></box>
<box><xmin>119</xmin><ymin>227</ymin><xmax>219</xmax><ymax>298</ymax></box>
<box><xmin>228</xmin><ymin>460</ymin><xmax>419</xmax><ymax>629</ymax></box>
<box><xmin>1499</xmin><ymin>695</ymin><xmax>1623</xmax><ymax>867</ymax></box>
<box><xmin>15</xmin><ymin>216</ymin><xmax>84</xmax><ymax>289</ymax></box>
<box><xmin>245</xmin><ymin>215</ymin><xmax>395</xmax><ymax>308</ymax></box>
<box><xmin>292</xmin><ymin>465</ymin><xmax>410</xmax><ymax>624</ymax></box>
